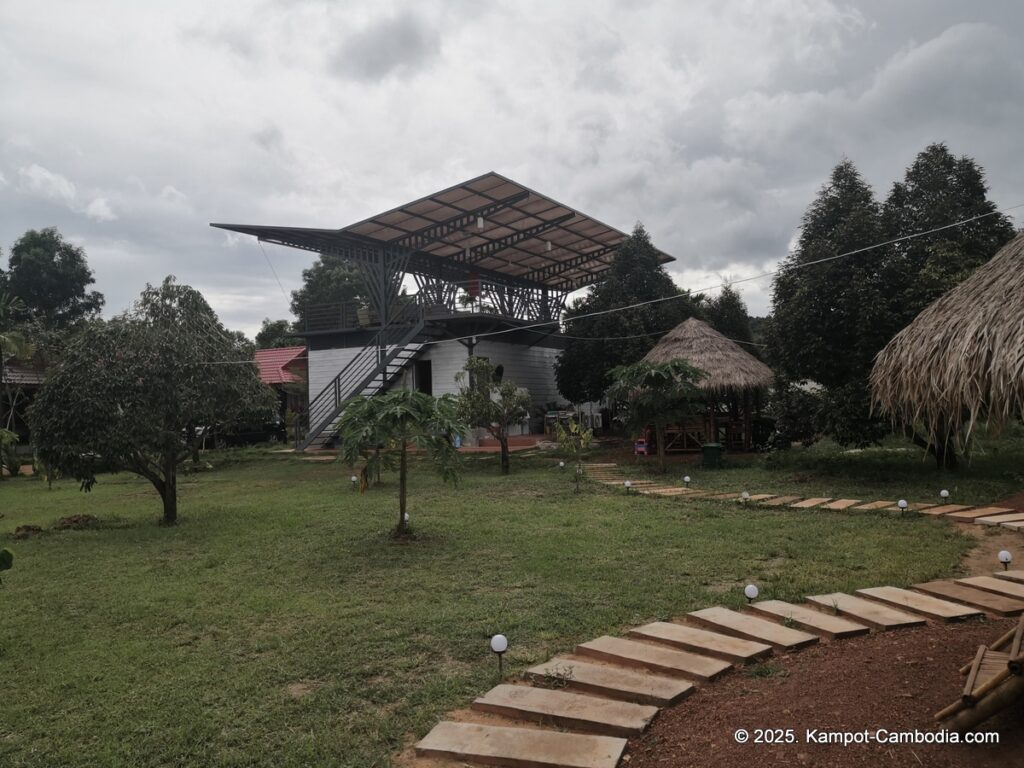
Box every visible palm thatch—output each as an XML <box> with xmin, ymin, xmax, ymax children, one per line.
<box><xmin>643</xmin><ymin>317</ymin><xmax>773</xmax><ymax>394</ymax></box>
<box><xmin>871</xmin><ymin>232</ymin><xmax>1024</xmax><ymax>448</ymax></box>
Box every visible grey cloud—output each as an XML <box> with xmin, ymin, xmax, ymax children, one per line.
<box><xmin>330</xmin><ymin>13</ymin><xmax>441</xmax><ymax>82</ymax></box>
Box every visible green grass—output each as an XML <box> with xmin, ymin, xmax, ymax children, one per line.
<box><xmin>621</xmin><ymin>433</ymin><xmax>1024</xmax><ymax>504</ymax></box>
<box><xmin>0</xmin><ymin>444</ymin><xmax>1013</xmax><ymax>767</ymax></box>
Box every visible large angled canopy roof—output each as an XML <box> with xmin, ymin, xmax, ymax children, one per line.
<box><xmin>211</xmin><ymin>172</ymin><xmax>672</xmax><ymax>291</ymax></box>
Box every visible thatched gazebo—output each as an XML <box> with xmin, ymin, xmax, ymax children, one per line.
<box><xmin>871</xmin><ymin>232</ymin><xmax>1024</xmax><ymax>469</ymax></box>
<box><xmin>643</xmin><ymin>317</ymin><xmax>773</xmax><ymax>451</ymax></box>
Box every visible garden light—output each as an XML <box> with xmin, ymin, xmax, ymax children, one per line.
<box><xmin>683</xmin><ymin>475</ymin><xmax>691</xmax><ymax>487</ymax></box>
<box><xmin>741</xmin><ymin>491</ymin><xmax>751</xmax><ymax>504</ymax></box>
<box><xmin>490</xmin><ymin>634</ymin><xmax>508</xmax><ymax>677</ymax></box>
<box><xmin>897</xmin><ymin>499</ymin><xmax>909</xmax><ymax>514</ymax></box>
<box><xmin>744</xmin><ymin>584</ymin><xmax>759</xmax><ymax>603</ymax></box>
<box><xmin>940</xmin><ymin>489</ymin><xmax>950</xmax><ymax>499</ymax></box>
<box><xmin>350</xmin><ymin>475</ymin><xmax>358</xmax><ymax>491</ymax></box>
<box><xmin>559</xmin><ymin>461</ymin><xmax>565</xmax><ymax>470</ymax></box>
<box><xmin>999</xmin><ymin>550</ymin><xmax>1013</xmax><ymax>570</ymax></box>
<box><xmin>624</xmin><ymin>480</ymin><xmax>632</xmax><ymax>492</ymax></box>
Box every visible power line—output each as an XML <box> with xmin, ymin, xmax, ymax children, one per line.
<box><xmin>259</xmin><ymin>240</ymin><xmax>290</xmax><ymax>303</ymax></box>
<box><xmin>409</xmin><ymin>200</ymin><xmax>1024</xmax><ymax>348</ymax></box>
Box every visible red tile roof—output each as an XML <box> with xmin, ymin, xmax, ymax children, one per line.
<box><xmin>254</xmin><ymin>346</ymin><xmax>307</xmax><ymax>385</ymax></box>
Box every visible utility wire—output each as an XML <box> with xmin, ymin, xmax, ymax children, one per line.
<box><xmin>198</xmin><ymin>201</ymin><xmax>1022</xmax><ymax>364</ymax></box>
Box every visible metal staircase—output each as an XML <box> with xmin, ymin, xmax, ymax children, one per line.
<box><xmin>299</xmin><ymin>312</ymin><xmax>428</xmax><ymax>451</ymax></box>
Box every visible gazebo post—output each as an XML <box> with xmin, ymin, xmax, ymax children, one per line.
<box><xmin>743</xmin><ymin>391</ymin><xmax>752</xmax><ymax>451</ymax></box>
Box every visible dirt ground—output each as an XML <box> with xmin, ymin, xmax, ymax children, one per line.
<box><xmin>626</xmin><ymin>618</ymin><xmax>1023</xmax><ymax>768</ymax></box>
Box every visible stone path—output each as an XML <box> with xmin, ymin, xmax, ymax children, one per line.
<box><xmin>409</xmin><ymin>465</ymin><xmax>1024</xmax><ymax>767</ymax></box>
<box><xmin>579</xmin><ymin>463</ymin><xmax>1023</xmax><ymax>538</ymax></box>
<box><xmin>413</xmin><ymin>568</ymin><xmax>1024</xmax><ymax>768</ymax></box>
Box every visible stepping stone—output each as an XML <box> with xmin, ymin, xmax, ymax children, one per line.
<box><xmin>575</xmin><ymin>636</ymin><xmax>731</xmax><ymax>682</ymax></box>
<box><xmin>995</xmin><ymin>571</ymin><xmax>1024</xmax><ymax>585</ymax></box>
<box><xmin>913</xmin><ymin>580</ymin><xmax>1024</xmax><ymax>617</ymax></box>
<box><xmin>955</xmin><ymin>576</ymin><xmax>1024</xmax><ymax>600</ymax></box>
<box><xmin>790</xmin><ymin>497</ymin><xmax>832</xmax><ymax>509</ymax></box>
<box><xmin>706</xmin><ymin>492</ymin><xmax>743</xmax><ymax>500</ymax></box>
<box><xmin>628</xmin><ymin>622</ymin><xmax>771</xmax><ymax>663</ymax></box>
<box><xmin>747</xmin><ymin>600</ymin><xmax>869</xmax><ymax>639</ymax></box>
<box><xmin>643</xmin><ymin>488</ymin><xmax>700</xmax><ymax>496</ymax></box>
<box><xmin>526</xmin><ymin>658</ymin><xmax>694</xmax><ymax>706</ymax></box>
<box><xmin>747</xmin><ymin>494</ymin><xmax>777</xmax><ymax>502</ymax></box>
<box><xmin>805</xmin><ymin>593</ymin><xmax>926</xmax><ymax>630</ymax></box>
<box><xmin>919</xmin><ymin>504</ymin><xmax>974</xmax><ymax>516</ymax></box>
<box><xmin>852</xmin><ymin>500</ymin><xmax>896</xmax><ymax>510</ymax></box>
<box><xmin>947</xmin><ymin>507</ymin><xmax>1016</xmax><ymax>521</ymax></box>
<box><xmin>890</xmin><ymin>502</ymin><xmax>936</xmax><ymax>511</ymax></box>
<box><xmin>975</xmin><ymin>512</ymin><xmax>1024</xmax><ymax>526</ymax></box>
<box><xmin>855</xmin><ymin>586</ymin><xmax>983</xmax><ymax>621</ymax></box>
<box><xmin>415</xmin><ymin>721</ymin><xmax>627</xmax><ymax>768</ymax></box>
<box><xmin>821</xmin><ymin>499</ymin><xmax>861</xmax><ymax>510</ymax></box>
<box><xmin>472</xmin><ymin>684</ymin><xmax>658</xmax><ymax>737</ymax></box>
<box><xmin>759</xmin><ymin>495</ymin><xmax>803</xmax><ymax>507</ymax></box>
<box><xmin>686</xmin><ymin>607</ymin><xmax>818</xmax><ymax>650</ymax></box>
<box><xmin>1002</xmin><ymin>520</ymin><xmax>1024</xmax><ymax>531</ymax></box>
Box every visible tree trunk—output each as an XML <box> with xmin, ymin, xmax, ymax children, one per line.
<box><xmin>500</xmin><ymin>438</ymin><xmax>510</xmax><ymax>475</ymax></box>
<box><xmin>655</xmin><ymin>422</ymin><xmax>667</xmax><ymax>474</ymax></box>
<box><xmin>911</xmin><ymin>430</ymin><xmax>959</xmax><ymax>471</ymax></box>
<box><xmin>161</xmin><ymin>454</ymin><xmax>178</xmax><ymax>525</ymax></box>
<box><xmin>396</xmin><ymin>440</ymin><xmax>408</xmax><ymax>536</ymax></box>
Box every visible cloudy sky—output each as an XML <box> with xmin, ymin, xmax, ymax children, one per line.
<box><xmin>2</xmin><ymin>0</ymin><xmax>1022</xmax><ymax>336</ymax></box>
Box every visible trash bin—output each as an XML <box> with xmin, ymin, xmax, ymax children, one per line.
<box><xmin>702</xmin><ymin>442</ymin><xmax>723</xmax><ymax>468</ymax></box>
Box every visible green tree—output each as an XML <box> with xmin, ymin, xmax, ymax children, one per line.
<box><xmin>28</xmin><ymin>277</ymin><xmax>276</xmax><ymax>525</ymax></box>
<box><xmin>606</xmin><ymin>359</ymin><xmax>705</xmax><ymax>473</ymax></box>
<box><xmin>766</xmin><ymin>159</ymin><xmax>890</xmax><ymax>446</ymax></box>
<box><xmin>290</xmin><ymin>253</ymin><xmax>366</xmax><ymax>327</ymax></box>
<box><xmin>456</xmin><ymin>356</ymin><xmax>531</xmax><ymax>475</ymax></box>
<box><xmin>555</xmin><ymin>418</ymin><xmax>593</xmax><ymax>492</ymax></box>
<box><xmin>338</xmin><ymin>390</ymin><xmax>464</xmax><ymax>537</ymax></box>
<box><xmin>704</xmin><ymin>284</ymin><xmax>754</xmax><ymax>346</ymax></box>
<box><xmin>6</xmin><ymin>228</ymin><xmax>104</xmax><ymax>329</ymax></box>
<box><xmin>555</xmin><ymin>223</ymin><xmax>700</xmax><ymax>404</ymax></box>
<box><xmin>255</xmin><ymin>318</ymin><xmax>297</xmax><ymax>349</ymax></box>
<box><xmin>0</xmin><ymin>292</ymin><xmax>35</xmax><ymax>439</ymax></box>
<box><xmin>882</xmin><ymin>143</ymin><xmax>1016</xmax><ymax>328</ymax></box>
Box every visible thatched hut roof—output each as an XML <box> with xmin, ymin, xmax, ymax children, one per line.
<box><xmin>643</xmin><ymin>317</ymin><xmax>773</xmax><ymax>394</ymax></box>
<box><xmin>871</xmin><ymin>232</ymin><xmax>1024</xmax><ymax>443</ymax></box>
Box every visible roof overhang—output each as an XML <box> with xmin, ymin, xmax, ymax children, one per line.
<box><xmin>212</xmin><ymin>172</ymin><xmax>672</xmax><ymax>292</ymax></box>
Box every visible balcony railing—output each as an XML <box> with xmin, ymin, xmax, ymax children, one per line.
<box><xmin>300</xmin><ymin>294</ymin><xmax>513</xmax><ymax>333</ymax></box>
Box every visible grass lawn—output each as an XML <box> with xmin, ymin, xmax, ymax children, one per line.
<box><xmin>0</xmin><ymin>444</ymin><xmax>1019</xmax><ymax>767</ymax></box>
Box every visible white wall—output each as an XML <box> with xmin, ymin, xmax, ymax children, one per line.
<box><xmin>473</xmin><ymin>340</ymin><xmax>563</xmax><ymax>406</ymax></box>
<box><xmin>418</xmin><ymin>342</ymin><xmax>469</xmax><ymax>396</ymax></box>
<box><xmin>308</xmin><ymin>347</ymin><xmax>361</xmax><ymax>401</ymax></box>
<box><xmin>308</xmin><ymin>339</ymin><xmax>565</xmax><ymax>413</ymax></box>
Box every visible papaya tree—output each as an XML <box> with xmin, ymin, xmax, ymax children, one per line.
<box><xmin>28</xmin><ymin>277</ymin><xmax>276</xmax><ymax>524</ymax></box>
<box><xmin>338</xmin><ymin>389</ymin><xmax>464</xmax><ymax>537</ymax></box>
<box><xmin>606</xmin><ymin>359</ymin><xmax>705</xmax><ymax>473</ymax></box>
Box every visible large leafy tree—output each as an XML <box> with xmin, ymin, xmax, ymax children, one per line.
<box><xmin>704</xmin><ymin>284</ymin><xmax>754</xmax><ymax>346</ymax></box>
<box><xmin>29</xmin><ymin>277</ymin><xmax>276</xmax><ymax>525</ymax></box>
<box><xmin>555</xmin><ymin>223</ymin><xmax>699</xmax><ymax>404</ymax></box>
<box><xmin>255</xmin><ymin>318</ymin><xmax>297</xmax><ymax>349</ymax></box>
<box><xmin>6</xmin><ymin>228</ymin><xmax>104</xmax><ymax>329</ymax></box>
<box><xmin>290</xmin><ymin>253</ymin><xmax>365</xmax><ymax>327</ymax></box>
<box><xmin>0</xmin><ymin>292</ymin><xmax>34</xmax><ymax>442</ymax></box>
<box><xmin>338</xmin><ymin>390</ymin><xmax>464</xmax><ymax>538</ymax></box>
<box><xmin>767</xmin><ymin>160</ymin><xmax>890</xmax><ymax>446</ymax></box>
<box><xmin>456</xmin><ymin>356</ymin><xmax>531</xmax><ymax>475</ymax></box>
<box><xmin>606</xmin><ymin>359</ymin><xmax>705</xmax><ymax>474</ymax></box>
<box><xmin>881</xmin><ymin>143</ymin><xmax>1016</xmax><ymax>328</ymax></box>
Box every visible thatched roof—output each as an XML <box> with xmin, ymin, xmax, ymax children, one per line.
<box><xmin>871</xmin><ymin>232</ymin><xmax>1024</xmax><ymax>444</ymax></box>
<box><xmin>643</xmin><ymin>317</ymin><xmax>773</xmax><ymax>394</ymax></box>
